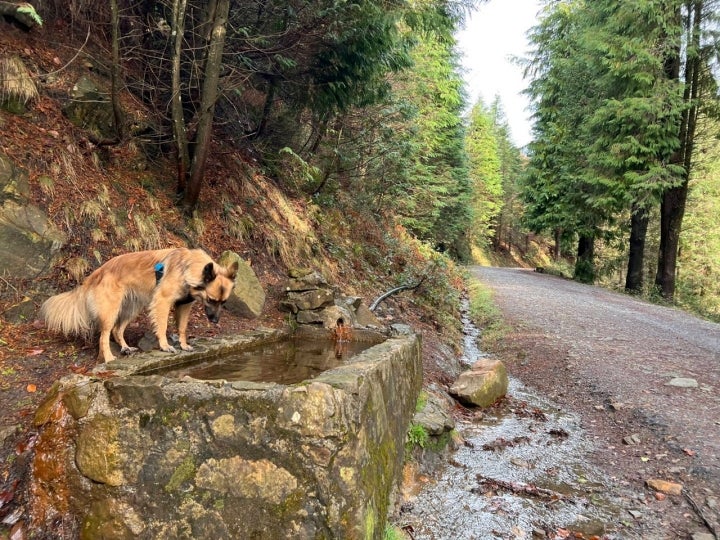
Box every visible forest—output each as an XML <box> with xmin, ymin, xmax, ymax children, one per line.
<box><xmin>2</xmin><ymin>0</ymin><xmax>720</xmax><ymax>322</ymax></box>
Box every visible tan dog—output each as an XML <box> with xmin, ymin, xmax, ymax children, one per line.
<box><xmin>41</xmin><ymin>248</ymin><xmax>238</xmax><ymax>362</ymax></box>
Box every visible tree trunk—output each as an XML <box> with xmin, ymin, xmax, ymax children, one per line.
<box><xmin>656</xmin><ymin>184</ymin><xmax>688</xmax><ymax>298</ymax></box>
<box><xmin>625</xmin><ymin>203</ymin><xmax>649</xmax><ymax>293</ymax></box>
<box><xmin>553</xmin><ymin>228</ymin><xmax>562</xmax><ymax>260</ymax></box>
<box><xmin>171</xmin><ymin>0</ymin><xmax>190</xmax><ymax>195</ymax></box>
<box><xmin>110</xmin><ymin>0</ymin><xmax>124</xmax><ymax>141</ymax></box>
<box><xmin>655</xmin><ymin>0</ymin><xmax>701</xmax><ymax>300</ymax></box>
<box><xmin>182</xmin><ymin>0</ymin><xmax>230</xmax><ymax>212</ymax></box>
<box><xmin>574</xmin><ymin>234</ymin><xmax>595</xmax><ymax>284</ymax></box>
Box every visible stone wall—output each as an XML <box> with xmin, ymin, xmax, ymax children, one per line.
<box><xmin>27</xmin><ymin>328</ymin><xmax>422</xmax><ymax>539</ymax></box>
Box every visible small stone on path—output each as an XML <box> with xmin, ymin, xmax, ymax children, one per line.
<box><xmin>623</xmin><ymin>433</ymin><xmax>641</xmax><ymax>445</ymax></box>
<box><xmin>646</xmin><ymin>478</ymin><xmax>683</xmax><ymax>495</ymax></box>
<box><xmin>665</xmin><ymin>377</ymin><xmax>698</xmax><ymax>388</ymax></box>
<box><xmin>691</xmin><ymin>533</ymin><xmax>715</xmax><ymax>540</ymax></box>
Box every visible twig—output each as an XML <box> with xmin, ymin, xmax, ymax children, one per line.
<box><xmin>684</xmin><ymin>489</ymin><xmax>719</xmax><ymax>539</ymax></box>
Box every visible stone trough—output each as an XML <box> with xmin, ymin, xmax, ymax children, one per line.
<box><xmin>27</xmin><ymin>326</ymin><xmax>422</xmax><ymax>539</ymax></box>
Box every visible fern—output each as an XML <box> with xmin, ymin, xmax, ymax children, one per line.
<box><xmin>17</xmin><ymin>5</ymin><xmax>43</xmax><ymax>26</ymax></box>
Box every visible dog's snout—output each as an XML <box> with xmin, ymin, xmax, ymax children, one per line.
<box><xmin>205</xmin><ymin>306</ymin><xmax>221</xmax><ymax>324</ymax></box>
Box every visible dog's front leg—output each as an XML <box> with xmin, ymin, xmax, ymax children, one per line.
<box><xmin>150</xmin><ymin>298</ymin><xmax>176</xmax><ymax>353</ymax></box>
<box><xmin>174</xmin><ymin>302</ymin><xmax>194</xmax><ymax>351</ymax></box>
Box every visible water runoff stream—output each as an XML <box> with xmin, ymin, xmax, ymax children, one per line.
<box><xmin>396</xmin><ymin>300</ymin><xmax>632</xmax><ymax>540</ymax></box>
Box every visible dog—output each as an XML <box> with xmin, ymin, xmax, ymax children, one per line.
<box><xmin>41</xmin><ymin>248</ymin><xmax>239</xmax><ymax>362</ymax></box>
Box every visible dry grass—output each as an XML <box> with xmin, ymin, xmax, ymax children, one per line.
<box><xmin>65</xmin><ymin>256</ymin><xmax>90</xmax><ymax>283</ymax></box>
<box><xmin>0</xmin><ymin>56</ymin><xmax>38</xmax><ymax>105</ymax></box>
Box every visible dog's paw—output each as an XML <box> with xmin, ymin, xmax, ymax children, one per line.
<box><xmin>161</xmin><ymin>345</ymin><xmax>177</xmax><ymax>354</ymax></box>
<box><xmin>180</xmin><ymin>344</ymin><xmax>194</xmax><ymax>352</ymax></box>
<box><xmin>121</xmin><ymin>346</ymin><xmax>138</xmax><ymax>355</ymax></box>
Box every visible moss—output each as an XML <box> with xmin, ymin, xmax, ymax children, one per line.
<box><xmin>426</xmin><ymin>429</ymin><xmax>453</xmax><ymax>452</ymax></box>
<box><xmin>364</xmin><ymin>508</ymin><xmax>376</xmax><ymax>539</ymax></box>
<box><xmin>415</xmin><ymin>390</ymin><xmax>429</xmax><ymax>413</ymax></box>
<box><xmin>165</xmin><ymin>456</ymin><xmax>195</xmax><ymax>493</ymax></box>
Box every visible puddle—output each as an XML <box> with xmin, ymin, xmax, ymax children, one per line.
<box><xmin>398</xmin><ymin>379</ymin><xmax>627</xmax><ymax>538</ymax></box>
<box><xmin>145</xmin><ymin>338</ymin><xmax>376</xmax><ymax>385</ymax></box>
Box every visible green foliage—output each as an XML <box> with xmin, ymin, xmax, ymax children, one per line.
<box><xmin>391</xmin><ymin>28</ymin><xmax>472</xmax><ymax>257</ymax></box>
<box><xmin>17</xmin><ymin>5</ymin><xmax>43</xmax><ymax>26</ymax></box>
<box><xmin>383</xmin><ymin>525</ymin><xmax>405</xmax><ymax>540</ymax></box>
<box><xmin>521</xmin><ymin>0</ymin><xmax>698</xmax><ymax>286</ymax></box>
<box><xmin>465</xmin><ymin>100</ymin><xmax>502</xmax><ymax>247</ymax></box>
<box><xmin>406</xmin><ymin>423</ymin><xmax>430</xmax><ymax>450</ymax></box>
<box><xmin>675</xmin><ymin>130</ymin><xmax>720</xmax><ymax>321</ymax></box>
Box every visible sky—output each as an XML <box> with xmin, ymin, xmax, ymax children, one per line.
<box><xmin>455</xmin><ymin>0</ymin><xmax>543</xmax><ymax>149</ymax></box>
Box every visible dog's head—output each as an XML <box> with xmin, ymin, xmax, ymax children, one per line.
<box><xmin>195</xmin><ymin>260</ymin><xmax>239</xmax><ymax>323</ymax></box>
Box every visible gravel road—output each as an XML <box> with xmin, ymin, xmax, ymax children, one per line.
<box><xmin>470</xmin><ymin>266</ymin><xmax>720</xmax><ymax>538</ymax></box>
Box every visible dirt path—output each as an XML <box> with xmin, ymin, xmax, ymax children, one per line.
<box><xmin>470</xmin><ymin>266</ymin><xmax>720</xmax><ymax>539</ymax></box>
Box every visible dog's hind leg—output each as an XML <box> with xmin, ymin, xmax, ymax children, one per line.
<box><xmin>112</xmin><ymin>321</ymin><xmax>138</xmax><ymax>355</ymax></box>
<box><xmin>92</xmin><ymin>290</ymin><xmax>128</xmax><ymax>363</ymax></box>
<box><xmin>111</xmin><ymin>294</ymin><xmax>145</xmax><ymax>355</ymax></box>
<box><xmin>97</xmin><ymin>315</ymin><xmax>118</xmax><ymax>362</ymax></box>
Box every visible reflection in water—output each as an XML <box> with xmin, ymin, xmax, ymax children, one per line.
<box><xmin>152</xmin><ymin>338</ymin><xmax>375</xmax><ymax>385</ymax></box>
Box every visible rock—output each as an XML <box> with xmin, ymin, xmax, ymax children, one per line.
<box><xmin>354</xmin><ymin>302</ymin><xmax>383</xmax><ymax>327</ymax></box>
<box><xmin>287</xmin><ymin>288</ymin><xmax>335</xmax><ymax>311</ymax></box>
<box><xmin>413</xmin><ymin>393</ymin><xmax>455</xmax><ymax>436</ymax></box>
<box><xmin>218</xmin><ymin>250</ymin><xmax>265</xmax><ymax>318</ymax></box>
<box><xmin>296</xmin><ymin>304</ymin><xmax>354</xmax><ymax>328</ymax></box>
<box><xmin>665</xmin><ymin>377</ymin><xmax>698</xmax><ymax>388</ymax></box>
<box><xmin>63</xmin><ymin>76</ymin><xmax>117</xmax><ymax>141</ymax></box>
<box><xmin>0</xmin><ymin>154</ymin><xmax>65</xmax><ymax>279</ymax></box>
<box><xmin>75</xmin><ymin>415</ymin><xmax>125</xmax><ymax>486</ymax></box>
<box><xmin>646</xmin><ymin>478</ymin><xmax>683</xmax><ymax>495</ymax></box>
<box><xmin>623</xmin><ymin>433</ymin><xmax>641</xmax><ymax>445</ymax></box>
<box><xmin>195</xmin><ymin>456</ymin><xmax>298</xmax><ymax>504</ymax></box>
<box><xmin>287</xmin><ymin>267</ymin><xmax>314</xmax><ymax>279</ymax></box>
<box><xmin>691</xmin><ymin>533</ymin><xmax>715</xmax><ymax>540</ymax></box>
<box><xmin>449</xmin><ymin>359</ymin><xmax>508</xmax><ymax>408</ymax></box>
<box><xmin>285</xmin><ymin>270</ymin><xmax>328</xmax><ymax>291</ymax></box>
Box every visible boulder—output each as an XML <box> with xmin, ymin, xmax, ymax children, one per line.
<box><xmin>449</xmin><ymin>359</ymin><xmax>508</xmax><ymax>407</ymax></box>
<box><xmin>63</xmin><ymin>76</ymin><xmax>117</xmax><ymax>141</ymax></box>
<box><xmin>218</xmin><ymin>250</ymin><xmax>265</xmax><ymax>318</ymax></box>
<box><xmin>354</xmin><ymin>302</ymin><xmax>383</xmax><ymax>328</ymax></box>
<box><xmin>413</xmin><ymin>393</ymin><xmax>455</xmax><ymax>437</ymax></box>
<box><xmin>0</xmin><ymin>154</ymin><xmax>65</xmax><ymax>279</ymax></box>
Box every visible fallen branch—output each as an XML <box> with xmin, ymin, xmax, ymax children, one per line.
<box><xmin>369</xmin><ymin>276</ymin><xmax>426</xmax><ymax>312</ymax></box>
<box><xmin>684</xmin><ymin>489</ymin><xmax>719</xmax><ymax>539</ymax></box>
<box><xmin>472</xmin><ymin>474</ymin><xmax>568</xmax><ymax>501</ymax></box>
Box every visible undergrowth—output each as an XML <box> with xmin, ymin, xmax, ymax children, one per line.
<box><xmin>467</xmin><ymin>279</ymin><xmax>506</xmax><ymax>349</ymax></box>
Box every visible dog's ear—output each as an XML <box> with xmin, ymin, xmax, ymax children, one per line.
<box><xmin>202</xmin><ymin>262</ymin><xmax>217</xmax><ymax>283</ymax></box>
<box><xmin>225</xmin><ymin>260</ymin><xmax>239</xmax><ymax>281</ymax></box>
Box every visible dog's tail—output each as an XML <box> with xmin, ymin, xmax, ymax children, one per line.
<box><xmin>41</xmin><ymin>287</ymin><xmax>96</xmax><ymax>339</ymax></box>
